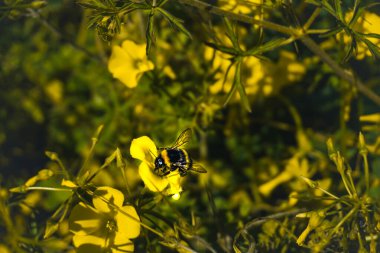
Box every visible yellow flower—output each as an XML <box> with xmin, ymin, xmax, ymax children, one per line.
<box><xmin>108</xmin><ymin>40</ymin><xmax>154</xmax><ymax>88</ymax></box>
<box><xmin>340</xmin><ymin>11</ymin><xmax>380</xmax><ymax>60</ymax></box>
<box><xmin>205</xmin><ymin>46</ymin><xmax>266</xmax><ymax>96</ymax></box>
<box><xmin>219</xmin><ymin>0</ymin><xmax>262</xmax><ymax>14</ymax></box>
<box><xmin>130</xmin><ymin>136</ymin><xmax>182</xmax><ymax>197</ymax></box>
<box><xmin>296</xmin><ymin>210</ymin><xmax>325</xmax><ymax>246</ymax></box>
<box><xmin>261</xmin><ymin>51</ymin><xmax>306</xmax><ymax>95</ymax></box>
<box><xmin>69</xmin><ymin>186</ymin><xmax>140</xmax><ymax>253</ymax></box>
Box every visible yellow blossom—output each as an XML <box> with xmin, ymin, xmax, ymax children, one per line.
<box><xmin>108</xmin><ymin>40</ymin><xmax>154</xmax><ymax>88</ymax></box>
<box><xmin>69</xmin><ymin>186</ymin><xmax>140</xmax><ymax>253</ymax></box>
<box><xmin>0</xmin><ymin>244</ymin><xmax>11</xmax><ymax>253</ymax></box>
<box><xmin>130</xmin><ymin>136</ymin><xmax>182</xmax><ymax>197</ymax></box>
<box><xmin>219</xmin><ymin>0</ymin><xmax>262</xmax><ymax>14</ymax></box>
<box><xmin>296</xmin><ymin>210</ymin><xmax>325</xmax><ymax>246</ymax></box>
<box><xmin>340</xmin><ymin>11</ymin><xmax>380</xmax><ymax>60</ymax></box>
<box><xmin>259</xmin><ymin>155</ymin><xmax>309</xmax><ymax>196</ymax></box>
<box><xmin>205</xmin><ymin>47</ymin><xmax>265</xmax><ymax>96</ymax></box>
<box><xmin>263</xmin><ymin>51</ymin><xmax>306</xmax><ymax>93</ymax></box>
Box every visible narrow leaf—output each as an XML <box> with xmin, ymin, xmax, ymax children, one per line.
<box><xmin>319</xmin><ymin>27</ymin><xmax>343</xmax><ymax>38</ymax></box>
<box><xmin>235</xmin><ymin>61</ymin><xmax>252</xmax><ymax>112</ymax></box>
<box><xmin>349</xmin><ymin>6</ymin><xmax>365</xmax><ymax>27</ymax></box>
<box><xmin>362</xmin><ymin>38</ymin><xmax>380</xmax><ymax>58</ymax></box>
<box><xmin>157</xmin><ymin>7</ymin><xmax>192</xmax><ymax>39</ymax></box>
<box><xmin>342</xmin><ymin>36</ymin><xmax>354</xmax><ymax>62</ymax></box>
<box><xmin>245</xmin><ymin>38</ymin><xmax>287</xmax><ymax>56</ymax></box>
<box><xmin>223</xmin><ymin>62</ymin><xmax>238</xmax><ymax>107</ymax></box>
<box><xmin>204</xmin><ymin>41</ymin><xmax>238</xmax><ymax>55</ymax></box>
<box><xmin>360</xmin><ymin>33</ymin><xmax>380</xmax><ymax>40</ymax></box>
<box><xmin>224</xmin><ymin>17</ymin><xmax>240</xmax><ymax>50</ymax></box>
<box><xmin>146</xmin><ymin>9</ymin><xmax>155</xmax><ymax>56</ymax></box>
<box><xmin>334</xmin><ymin>0</ymin><xmax>343</xmax><ymax>21</ymax></box>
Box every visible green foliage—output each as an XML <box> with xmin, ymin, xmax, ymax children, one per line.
<box><xmin>1</xmin><ymin>0</ymin><xmax>380</xmax><ymax>252</ymax></box>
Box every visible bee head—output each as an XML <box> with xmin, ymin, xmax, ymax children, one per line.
<box><xmin>154</xmin><ymin>156</ymin><xmax>165</xmax><ymax>169</ymax></box>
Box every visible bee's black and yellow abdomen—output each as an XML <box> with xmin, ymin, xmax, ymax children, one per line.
<box><xmin>154</xmin><ymin>148</ymin><xmax>194</xmax><ymax>177</ymax></box>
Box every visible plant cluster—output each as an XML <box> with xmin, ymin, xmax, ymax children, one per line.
<box><xmin>1</xmin><ymin>0</ymin><xmax>380</xmax><ymax>252</ymax></box>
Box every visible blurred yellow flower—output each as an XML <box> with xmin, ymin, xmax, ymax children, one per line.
<box><xmin>340</xmin><ymin>11</ymin><xmax>380</xmax><ymax>60</ymax></box>
<box><xmin>69</xmin><ymin>186</ymin><xmax>140</xmax><ymax>253</ymax></box>
<box><xmin>205</xmin><ymin>43</ymin><xmax>305</xmax><ymax>98</ymax></box>
<box><xmin>108</xmin><ymin>40</ymin><xmax>154</xmax><ymax>88</ymax></box>
<box><xmin>45</xmin><ymin>79</ymin><xmax>63</xmax><ymax>104</ymax></box>
<box><xmin>205</xmin><ymin>47</ymin><xmax>266</xmax><ymax>96</ymax></box>
<box><xmin>259</xmin><ymin>155</ymin><xmax>310</xmax><ymax>197</ymax></box>
<box><xmin>0</xmin><ymin>244</ymin><xmax>11</xmax><ymax>253</ymax></box>
<box><xmin>262</xmin><ymin>51</ymin><xmax>306</xmax><ymax>94</ymax></box>
<box><xmin>219</xmin><ymin>0</ymin><xmax>262</xmax><ymax>14</ymax></box>
<box><xmin>130</xmin><ymin>136</ymin><xmax>182</xmax><ymax>197</ymax></box>
<box><xmin>296</xmin><ymin>210</ymin><xmax>325</xmax><ymax>246</ymax></box>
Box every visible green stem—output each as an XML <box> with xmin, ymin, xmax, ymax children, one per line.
<box><xmin>303</xmin><ymin>7</ymin><xmax>321</xmax><ymax>30</ymax></box>
<box><xmin>177</xmin><ymin>0</ymin><xmax>297</xmax><ymax>36</ymax></box>
<box><xmin>363</xmin><ymin>154</ymin><xmax>370</xmax><ymax>193</ymax></box>
<box><xmin>317</xmin><ymin>187</ymin><xmax>340</xmax><ymax>200</ymax></box>
<box><xmin>328</xmin><ymin>205</ymin><xmax>358</xmax><ymax>239</ymax></box>
<box><xmin>299</xmin><ymin>36</ymin><xmax>380</xmax><ymax>106</ymax></box>
<box><xmin>177</xmin><ymin>0</ymin><xmax>380</xmax><ymax>106</ymax></box>
<box><xmin>26</xmin><ymin>187</ymin><xmax>73</xmax><ymax>192</ymax></box>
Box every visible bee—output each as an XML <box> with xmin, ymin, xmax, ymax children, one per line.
<box><xmin>154</xmin><ymin>128</ymin><xmax>207</xmax><ymax>177</ymax></box>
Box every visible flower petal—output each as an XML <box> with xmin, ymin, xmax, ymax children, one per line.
<box><xmin>108</xmin><ymin>45</ymin><xmax>137</xmax><ymax>88</ymax></box>
<box><xmin>69</xmin><ymin>202</ymin><xmax>102</xmax><ymax>235</ymax></box>
<box><xmin>138</xmin><ymin>162</ymin><xmax>168</xmax><ymax>192</ymax></box>
<box><xmin>166</xmin><ymin>172</ymin><xmax>182</xmax><ymax>196</ymax></box>
<box><xmin>121</xmin><ymin>40</ymin><xmax>145</xmax><ymax>60</ymax></box>
<box><xmin>73</xmin><ymin>234</ymin><xmax>104</xmax><ymax>253</ymax></box>
<box><xmin>93</xmin><ymin>187</ymin><xmax>124</xmax><ymax>214</ymax></box>
<box><xmin>116</xmin><ymin>205</ymin><xmax>140</xmax><ymax>239</ymax></box>
<box><xmin>130</xmin><ymin>136</ymin><xmax>157</xmax><ymax>162</ymax></box>
<box><xmin>112</xmin><ymin>234</ymin><xmax>134</xmax><ymax>253</ymax></box>
<box><xmin>108</xmin><ymin>40</ymin><xmax>154</xmax><ymax>88</ymax></box>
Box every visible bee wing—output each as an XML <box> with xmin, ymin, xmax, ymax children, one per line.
<box><xmin>170</xmin><ymin>128</ymin><xmax>192</xmax><ymax>149</ymax></box>
<box><xmin>190</xmin><ymin>163</ymin><xmax>207</xmax><ymax>173</ymax></box>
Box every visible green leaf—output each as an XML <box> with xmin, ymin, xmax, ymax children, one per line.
<box><xmin>146</xmin><ymin>9</ymin><xmax>155</xmax><ymax>56</ymax></box>
<box><xmin>157</xmin><ymin>0</ymin><xmax>169</xmax><ymax>7</ymax></box>
<box><xmin>319</xmin><ymin>27</ymin><xmax>343</xmax><ymax>38</ymax></box>
<box><xmin>334</xmin><ymin>0</ymin><xmax>343</xmax><ymax>21</ymax></box>
<box><xmin>235</xmin><ymin>62</ymin><xmax>251</xmax><ymax>113</ymax></box>
<box><xmin>348</xmin><ymin>6</ymin><xmax>365</xmax><ymax>28</ymax></box>
<box><xmin>204</xmin><ymin>41</ymin><xmax>238</xmax><ymax>56</ymax></box>
<box><xmin>77</xmin><ymin>2</ymin><xmax>111</xmax><ymax>11</ymax></box>
<box><xmin>224</xmin><ymin>60</ymin><xmax>251</xmax><ymax>112</ymax></box>
<box><xmin>157</xmin><ymin>7</ymin><xmax>192</xmax><ymax>39</ymax></box>
<box><xmin>342</xmin><ymin>36</ymin><xmax>355</xmax><ymax>63</ymax></box>
<box><xmin>360</xmin><ymin>33</ymin><xmax>380</xmax><ymax>40</ymax></box>
<box><xmin>305</xmin><ymin>0</ymin><xmax>320</xmax><ymax>5</ymax></box>
<box><xmin>362</xmin><ymin>38</ymin><xmax>380</xmax><ymax>58</ymax></box>
<box><xmin>224</xmin><ymin>17</ymin><xmax>240</xmax><ymax>50</ymax></box>
<box><xmin>223</xmin><ymin>62</ymin><xmax>238</xmax><ymax>108</ymax></box>
<box><xmin>44</xmin><ymin>221</ymin><xmax>59</xmax><ymax>239</ymax></box>
<box><xmin>320</xmin><ymin>0</ymin><xmax>336</xmax><ymax>16</ymax></box>
<box><xmin>349</xmin><ymin>0</ymin><xmax>362</xmax><ymax>27</ymax></box>
<box><xmin>245</xmin><ymin>38</ymin><xmax>287</xmax><ymax>56</ymax></box>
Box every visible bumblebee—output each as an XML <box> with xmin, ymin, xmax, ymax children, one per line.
<box><xmin>154</xmin><ymin>128</ymin><xmax>207</xmax><ymax>177</ymax></box>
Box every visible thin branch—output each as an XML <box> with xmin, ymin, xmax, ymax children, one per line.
<box><xmin>177</xmin><ymin>0</ymin><xmax>380</xmax><ymax>106</ymax></box>
<box><xmin>177</xmin><ymin>0</ymin><xmax>296</xmax><ymax>35</ymax></box>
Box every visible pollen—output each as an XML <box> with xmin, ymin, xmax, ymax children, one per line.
<box><xmin>171</xmin><ymin>193</ymin><xmax>181</xmax><ymax>200</ymax></box>
<box><xmin>106</xmin><ymin>219</ymin><xmax>118</xmax><ymax>232</ymax></box>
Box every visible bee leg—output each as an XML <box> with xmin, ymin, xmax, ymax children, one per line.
<box><xmin>179</xmin><ymin>167</ymin><xmax>187</xmax><ymax>177</ymax></box>
<box><xmin>162</xmin><ymin>170</ymin><xmax>171</xmax><ymax>176</ymax></box>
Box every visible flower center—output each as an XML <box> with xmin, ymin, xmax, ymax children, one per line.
<box><xmin>133</xmin><ymin>59</ymin><xmax>144</xmax><ymax>70</ymax></box>
<box><xmin>105</xmin><ymin>219</ymin><xmax>118</xmax><ymax>233</ymax></box>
